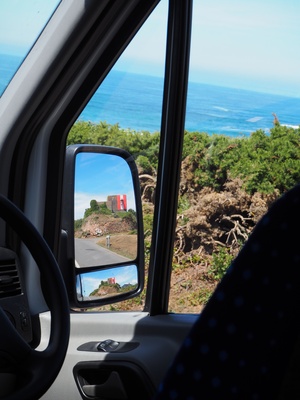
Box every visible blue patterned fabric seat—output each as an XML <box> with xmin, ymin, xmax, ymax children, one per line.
<box><xmin>155</xmin><ymin>184</ymin><xmax>300</xmax><ymax>399</ymax></box>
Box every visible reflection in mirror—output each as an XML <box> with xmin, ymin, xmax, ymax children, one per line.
<box><xmin>76</xmin><ymin>264</ymin><xmax>138</xmax><ymax>301</ymax></box>
<box><xmin>74</xmin><ymin>152</ymin><xmax>137</xmax><ymax>268</ymax></box>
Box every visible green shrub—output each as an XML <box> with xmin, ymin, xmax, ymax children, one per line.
<box><xmin>208</xmin><ymin>247</ymin><xmax>234</xmax><ymax>281</ymax></box>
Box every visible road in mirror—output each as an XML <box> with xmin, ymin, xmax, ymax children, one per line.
<box><xmin>76</xmin><ymin>264</ymin><xmax>138</xmax><ymax>301</ymax></box>
<box><xmin>74</xmin><ymin>152</ymin><xmax>137</xmax><ymax>268</ymax></box>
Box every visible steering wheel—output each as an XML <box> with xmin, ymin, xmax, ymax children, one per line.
<box><xmin>0</xmin><ymin>194</ymin><xmax>70</xmax><ymax>400</ymax></box>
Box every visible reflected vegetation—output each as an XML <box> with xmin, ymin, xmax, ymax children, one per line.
<box><xmin>76</xmin><ymin>264</ymin><xmax>138</xmax><ymax>301</ymax></box>
<box><xmin>74</xmin><ymin>152</ymin><xmax>137</xmax><ymax>268</ymax></box>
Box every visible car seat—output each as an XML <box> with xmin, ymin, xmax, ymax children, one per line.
<box><xmin>155</xmin><ymin>184</ymin><xmax>300</xmax><ymax>399</ymax></box>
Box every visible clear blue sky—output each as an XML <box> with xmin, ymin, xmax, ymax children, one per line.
<box><xmin>118</xmin><ymin>0</ymin><xmax>300</xmax><ymax>97</ymax></box>
<box><xmin>0</xmin><ymin>0</ymin><xmax>59</xmax><ymax>56</ymax></box>
<box><xmin>1</xmin><ymin>0</ymin><xmax>300</xmax><ymax>97</ymax></box>
<box><xmin>75</xmin><ymin>152</ymin><xmax>136</xmax><ymax>220</ymax></box>
<box><xmin>191</xmin><ymin>0</ymin><xmax>300</xmax><ymax>96</ymax></box>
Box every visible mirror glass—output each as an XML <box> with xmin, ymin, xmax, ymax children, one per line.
<box><xmin>76</xmin><ymin>264</ymin><xmax>138</xmax><ymax>301</ymax></box>
<box><xmin>74</xmin><ymin>152</ymin><xmax>137</xmax><ymax>268</ymax></box>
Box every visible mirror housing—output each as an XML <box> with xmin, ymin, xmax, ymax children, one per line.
<box><xmin>61</xmin><ymin>144</ymin><xmax>144</xmax><ymax>308</ymax></box>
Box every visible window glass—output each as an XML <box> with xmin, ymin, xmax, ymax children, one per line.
<box><xmin>0</xmin><ymin>0</ymin><xmax>60</xmax><ymax>96</ymax></box>
<box><xmin>68</xmin><ymin>1</ymin><xmax>167</xmax><ymax>311</ymax></box>
<box><xmin>169</xmin><ymin>0</ymin><xmax>300</xmax><ymax>312</ymax></box>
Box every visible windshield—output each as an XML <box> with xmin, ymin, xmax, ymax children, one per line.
<box><xmin>0</xmin><ymin>0</ymin><xmax>60</xmax><ymax>96</ymax></box>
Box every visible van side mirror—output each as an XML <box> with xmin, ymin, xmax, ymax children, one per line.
<box><xmin>61</xmin><ymin>144</ymin><xmax>144</xmax><ymax>308</ymax></box>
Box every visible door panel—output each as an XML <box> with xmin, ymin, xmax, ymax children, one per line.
<box><xmin>40</xmin><ymin>312</ymin><xmax>197</xmax><ymax>399</ymax></box>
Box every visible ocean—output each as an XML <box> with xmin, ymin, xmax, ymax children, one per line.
<box><xmin>1</xmin><ymin>53</ymin><xmax>300</xmax><ymax>137</ymax></box>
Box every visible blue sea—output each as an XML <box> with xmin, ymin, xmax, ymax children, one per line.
<box><xmin>1</xmin><ymin>53</ymin><xmax>300</xmax><ymax>137</ymax></box>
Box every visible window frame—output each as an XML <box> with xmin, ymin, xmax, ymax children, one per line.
<box><xmin>2</xmin><ymin>0</ymin><xmax>193</xmax><ymax>316</ymax></box>
<box><xmin>145</xmin><ymin>0</ymin><xmax>193</xmax><ymax>315</ymax></box>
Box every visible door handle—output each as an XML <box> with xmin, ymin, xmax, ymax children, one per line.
<box><xmin>82</xmin><ymin>370</ymin><xmax>128</xmax><ymax>399</ymax></box>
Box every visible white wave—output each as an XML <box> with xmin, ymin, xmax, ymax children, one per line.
<box><xmin>282</xmin><ymin>124</ymin><xmax>299</xmax><ymax>129</ymax></box>
<box><xmin>213</xmin><ymin>106</ymin><xmax>229</xmax><ymax>112</ymax></box>
<box><xmin>206</xmin><ymin>113</ymin><xmax>227</xmax><ymax>118</ymax></box>
<box><xmin>247</xmin><ymin>116</ymin><xmax>263</xmax><ymax>123</ymax></box>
